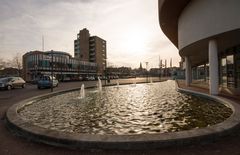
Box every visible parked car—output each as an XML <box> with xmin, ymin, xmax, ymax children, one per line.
<box><xmin>0</xmin><ymin>77</ymin><xmax>26</xmax><ymax>90</ymax></box>
<box><xmin>79</xmin><ymin>76</ymin><xmax>83</xmax><ymax>81</ymax></box>
<box><xmin>101</xmin><ymin>76</ymin><xmax>107</xmax><ymax>80</ymax></box>
<box><xmin>84</xmin><ymin>76</ymin><xmax>95</xmax><ymax>81</ymax></box>
<box><xmin>88</xmin><ymin>76</ymin><xmax>95</xmax><ymax>81</ymax></box>
<box><xmin>37</xmin><ymin>76</ymin><xmax>58</xmax><ymax>89</ymax></box>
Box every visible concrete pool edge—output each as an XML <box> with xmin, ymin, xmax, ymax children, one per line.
<box><xmin>5</xmin><ymin>81</ymin><xmax>240</xmax><ymax>150</ymax></box>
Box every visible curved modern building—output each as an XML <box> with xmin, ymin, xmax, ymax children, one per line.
<box><xmin>159</xmin><ymin>0</ymin><xmax>240</xmax><ymax>95</ymax></box>
<box><xmin>22</xmin><ymin>50</ymin><xmax>97</xmax><ymax>82</ymax></box>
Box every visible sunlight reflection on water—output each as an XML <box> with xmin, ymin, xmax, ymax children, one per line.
<box><xmin>19</xmin><ymin>80</ymin><xmax>232</xmax><ymax>135</ymax></box>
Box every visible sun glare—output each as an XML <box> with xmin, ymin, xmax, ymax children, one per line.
<box><xmin>122</xmin><ymin>26</ymin><xmax>150</xmax><ymax>56</ymax></box>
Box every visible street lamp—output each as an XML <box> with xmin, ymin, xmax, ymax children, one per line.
<box><xmin>159</xmin><ymin>58</ymin><xmax>162</xmax><ymax>81</ymax></box>
<box><xmin>51</xmin><ymin>50</ymin><xmax>53</xmax><ymax>92</ymax></box>
<box><xmin>104</xmin><ymin>58</ymin><xmax>107</xmax><ymax>86</ymax></box>
<box><xmin>145</xmin><ymin>62</ymin><xmax>149</xmax><ymax>83</ymax></box>
<box><xmin>34</xmin><ymin>64</ymin><xmax>38</xmax><ymax>82</ymax></box>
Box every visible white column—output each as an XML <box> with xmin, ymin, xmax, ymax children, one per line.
<box><xmin>185</xmin><ymin>56</ymin><xmax>192</xmax><ymax>86</ymax></box>
<box><xmin>209</xmin><ymin>39</ymin><xmax>219</xmax><ymax>95</ymax></box>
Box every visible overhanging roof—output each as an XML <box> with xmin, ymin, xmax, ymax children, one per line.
<box><xmin>158</xmin><ymin>0</ymin><xmax>191</xmax><ymax>48</ymax></box>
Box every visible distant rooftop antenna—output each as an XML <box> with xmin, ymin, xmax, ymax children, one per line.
<box><xmin>145</xmin><ymin>62</ymin><xmax>149</xmax><ymax>70</ymax></box>
<box><xmin>170</xmin><ymin>58</ymin><xmax>172</xmax><ymax>68</ymax></box>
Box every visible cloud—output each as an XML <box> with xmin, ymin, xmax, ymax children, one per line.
<box><xmin>0</xmin><ymin>0</ymin><xmax>179</xmax><ymax>67</ymax></box>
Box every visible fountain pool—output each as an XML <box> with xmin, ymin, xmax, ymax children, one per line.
<box><xmin>17</xmin><ymin>81</ymin><xmax>232</xmax><ymax>135</ymax></box>
<box><xmin>6</xmin><ymin>80</ymin><xmax>240</xmax><ymax>149</ymax></box>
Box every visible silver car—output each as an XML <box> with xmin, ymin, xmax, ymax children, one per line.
<box><xmin>0</xmin><ymin>77</ymin><xmax>26</xmax><ymax>90</ymax></box>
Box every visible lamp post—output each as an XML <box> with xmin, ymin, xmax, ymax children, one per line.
<box><xmin>145</xmin><ymin>62</ymin><xmax>149</xmax><ymax>83</ymax></box>
<box><xmin>159</xmin><ymin>57</ymin><xmax>162</xmax><ymax>80</ymax></box>
<box><xmin>104</xmin><ymin>58</ymin><xmax>107</xmax><ymax>86</ymax></box>
<box><xmin>34</xmin><ymin>64</ymin><xmax>38</xmax><ymax>82</ymax></box>
<box><xmin>51</xmin><ymin>50</ymin><xmax>53</xmax><ymax>92</ymax></box>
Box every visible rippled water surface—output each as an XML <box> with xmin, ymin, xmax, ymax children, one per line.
<box><xmin>19</xmin><ymin>81</ymin><xmax>232</xmax><ymax>135</ymax></box>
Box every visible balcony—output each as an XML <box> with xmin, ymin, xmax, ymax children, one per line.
<box><xmin>90</xmin><ymin>57</ymin><xmax>95</xmax><ymax>61</ymax></box>
<box><xmin>90</xmin><ymin>48</ymin><xmax>95</xmax><ymax>51</ymax></box>
<box><xmin>90</xmin><ymin>43</ymin><xmax>95</xmax><ymax>47</ymax></box>
<box><xmin>90</xmin><ymin>53</ymin><xmax>95</xmax><ymax>56</ymax></box>
<box><xmin>89</xmin><ymin>38</ymin><xmax>95</xmax><ymax>42</ymax></box>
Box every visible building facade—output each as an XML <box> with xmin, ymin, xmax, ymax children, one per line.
<box><xmin>74</xmin><ymin>28</ymin><xmax>107</xmax><ymax>76</ymax></box>
<box><xmin>159</xmin><ymin>0</ymin><xmax>240</xmax><ymax>95</ymax></box>
<box><xmin>74</xmin><ymin>28</ymin><xmax>90</xmax><ymax>61</ymax></box>
<box><xmin>89</xmin><ymin>36</ymin><xmax>107</xmax><ymax>75</ymax></box>
<box><xmin>22</xmin><ymin>50</ymin><xmax>97</xmax><ymax>82</ymax></box>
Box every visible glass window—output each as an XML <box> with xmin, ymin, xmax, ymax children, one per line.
<box><xmin>235</xmin><ymin>51</ymin><xmax>240</xmax><ymax>88</ymax></box>
<box><xmin>227</xmin><ymin>55</ymin><xmax>234</xmax><ymax>87</ymax></box>
<box><xmin>221</xmin><ymin>58</ymin><xmax>227</xmax><ymax>87</ymax></box>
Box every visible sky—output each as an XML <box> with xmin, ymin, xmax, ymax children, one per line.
<box><xmin>0</xmin><ymin>0</ymin><xmax>180</xmax><ymax>68</ymax></box>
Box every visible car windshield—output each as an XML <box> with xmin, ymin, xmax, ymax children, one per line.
<box><xmin>41</xmin><ymin>76</ymin><xmax>50</xmax><ymax>81</ymax></box>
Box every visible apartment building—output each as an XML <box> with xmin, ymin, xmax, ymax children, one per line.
<box><xmin>74</xmin><ymin>28</ymin><xmax>106</xmax><ymax>76</ymax></box>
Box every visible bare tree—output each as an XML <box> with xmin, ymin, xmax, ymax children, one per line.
<box><xmin>11</xmin><ymin>53</ymin><xmax>22</xmax><ymax>76</ymax></box>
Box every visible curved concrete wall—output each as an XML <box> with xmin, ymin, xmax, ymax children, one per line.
<box><xmin>178</xmin><ymin>0</ymin><xmax>240</xmax><ymax>50</ymax></box>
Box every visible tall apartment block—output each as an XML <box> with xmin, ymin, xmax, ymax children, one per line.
<box><xmin>74</xmin><ymin>28</ymin><xmax>90</xmax><ymax>61</ymax></box>
<box><xmin>74</xmin><ymin>28</ymin><xmax>107</xmax><ymax>76</ymax></box>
